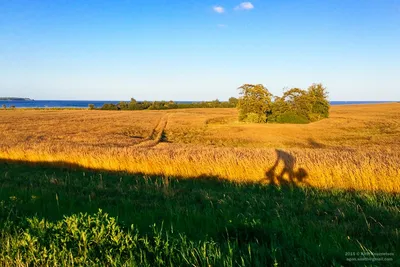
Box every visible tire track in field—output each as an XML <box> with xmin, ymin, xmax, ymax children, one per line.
<box><xmin>135</xmin><ymin>114</ymin><xmax>170</xmax><ymax>148</ymax></box>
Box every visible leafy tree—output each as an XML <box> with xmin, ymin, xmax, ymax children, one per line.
<box><xmin>141</xmin><ymin>101</ymin><xmax>152</xmax><ymax>110</ymax></box>
<box><xmin>1</xmin><ymin>104</ymin><xmax>6</xmax><ymax>109</ymax></box>
<box><xmin>237</xmin><ymin>84</ymin><xmax>273</xmax><ymax>122</ymax></box>
<box><xmin>167</xmin><ymin>100</ymin><xmax>178</xmax><ymax>109</ymax></box>
<box><xmin>88</xmin><ymin>104</ymin><xmax>95</xmax><ymax>110</ymax></box>
<box><xmin>228</xmin><ymin>97</ymin><xmax>238</xmax><ymax>107</ymax></box>
<box><xmin>268</xmin><ymin>96</ymin><xmax>288</xmax><ymax>122</ymax></box>
<box><xmin>118</xmin><ymin>101</ymin><xmax>129</xmax><ymax>110</ymax></box>
<box><xmin>149</xmin><ymin>101</ymin><xmax>169</xmax><ymax>110</ymax></box>
<box><xmin>268</xmin><ymin>89</ymin><xmax>311</xmax><ymax>123</ymax></box>
<box><xmin>128</xmin><ymin>98</ymin><xmax>138</xmax><ymax>110</ymax></box>
<box><xmin>100</xmin><ymin>103</ymin><xmax>118</xmax><ymax>110</ymax></box>
<box><xmin>307</xmin><ymin>83</ymin><xmax>330</xmax><ymax>120</ymax></box>
<box><xmin>210</xmin><ymin>99</ymin><xmax>221</xmax><ymax>108</ymax></box>
<box><xmin>282</xmin><ymin>88</ymin><xmax>312</xmax><ymax>118</ymax></box>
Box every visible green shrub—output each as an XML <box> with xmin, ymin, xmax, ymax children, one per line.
<box><xmin>308</xmin><ymin>113</ymin><xmax>323</xmax><ymax>122</ymax></box>
<box><xmin>244</xmin><ymin>113</ymin><xmax>267</xmax><ymax>123</ymax></box>
<box><xmin>100</xmin><ymin>103</ymin><xmax>118</xmax><ymax>110</ymax></box>
<box><xmin>276</xmin><ymin>112</ymin><xmax>309</xmax><ymax>124</ymax></box>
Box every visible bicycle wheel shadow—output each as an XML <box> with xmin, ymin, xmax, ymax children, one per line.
<box><xmin>263</xmin><ymin>149</ymin><xmax>309</xmax><ymax>186</ymax></box>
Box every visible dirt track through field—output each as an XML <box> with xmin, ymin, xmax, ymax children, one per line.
<box><xmin>135</xmin><ymin>114</ymin><xmax>169</xmax><ymax>147</ymax></box>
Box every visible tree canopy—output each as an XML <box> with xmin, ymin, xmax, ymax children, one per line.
<box><xmin>237</xmin><ymin>84</ymin><xmax>273</xmax><ymax>123</ymax></box>
<box><xmin>237</xmin><ymin>83</ymin><xmax>330</xmax><ymax>124</ymax></box>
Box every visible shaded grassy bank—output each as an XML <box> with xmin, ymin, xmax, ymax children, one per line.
<box><xmin>0</xmin><ymin>160</ymin><xmax>399</xmax><ymax>266</ymax></box>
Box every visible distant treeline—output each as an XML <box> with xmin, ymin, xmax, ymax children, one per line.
<box><xmin>94</xmin><ymin>98</ymin><xmax>238</xmax><ymax>110</ymax></box>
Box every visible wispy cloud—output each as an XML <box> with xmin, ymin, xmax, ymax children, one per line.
<box><xmin>217</xmin><ymin>24</ymin><xmax>227</xmax><ymax>28</ymax></box>
<box><xmin>235</xmin><ymin>2</ymin><xmax>254</xmax><ymax>10</ymax></box>
<box><xmin>213</xmin><ymin>6</ymin><xmax>225</xmax><ymax>13</ymax></box>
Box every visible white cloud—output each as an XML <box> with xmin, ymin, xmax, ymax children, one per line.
<box><xmin>213</xmin><ymin>6</ymin><xmax>225</xmax><ymax>13</ymax></box>
<box><xmin>217</xmin><ymin>24</ymin><xmax>227</xmax><ymax>28</ymax></box>
<box><xmin>235</xmin><ymin>2</ymin><xmax>254</xmax><ymax>10</ymax></box>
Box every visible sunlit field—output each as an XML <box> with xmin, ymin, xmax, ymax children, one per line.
<box><xmin>0</xmin><ymin>103</ymin><xmax>399</xmax><ymax>192</ymax></box>
<box><xmin>1</xmin><ymin>103</ymin><xmax>399</xmax><ymax>265</ymax></box>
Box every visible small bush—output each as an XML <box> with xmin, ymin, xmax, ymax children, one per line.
<box><xmin>275</xmin><ymin>112</ymin><xmax>309</xmax><ymax>124</ymax></box>
<box><xmin>308</xmin><ymin>113</ymin><xmax>323</xmax><ymax>122</ymax></box>
<box><xmin>244</xmin><ymin>113</ymin><xmax>267</xmax><ymax>123</ymax></box>
<box><xmin>100</xmin><ymin>104</ymin><xmax>118</xmax><ymax>110</ymax></box>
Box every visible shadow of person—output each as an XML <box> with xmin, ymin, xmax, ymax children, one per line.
<box><xmin>263</xmin><ymin>149</ymin><xmax>309</xmax><ymax>187</ymax></box>
<box><xmin>294</xmin><ymin>167</ymin><xmax>309</xmax><ymax>186</ymax></box>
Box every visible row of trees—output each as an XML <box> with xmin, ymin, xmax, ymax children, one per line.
<box><xmin>238</xmin><ymin>83</ymin><xmax>330</xmax><ymax>123</ymax></box>
<box><xmin>97</xmin><ymin>98</ymin><xmax>238</xmax><ymax>110</ymax></box>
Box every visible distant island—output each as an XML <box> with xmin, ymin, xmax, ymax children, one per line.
<box><xmin>0</xmin><ymin>97</ymin><xmax>33</xmax><ymax>101</ymax></box>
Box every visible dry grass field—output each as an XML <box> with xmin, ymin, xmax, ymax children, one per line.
<box><xmin>0</xmin><ymin>103</ymin><xmax>399</xmax><ymax>192</ymax></box>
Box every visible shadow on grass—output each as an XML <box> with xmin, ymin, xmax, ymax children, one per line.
<box><xmin>307</xmin><ymin>138</ymin><xmax>327</xmax><ymax>148</ymax></box>
<box><xmin>0</xmin><ymin>158</ymin><xmax>399</xmax><ymax>265</ymax></box>
<box><xmin>263</xmin><ymin>149</ymin><xmax>309</xmax><ymax>186</ymax></box>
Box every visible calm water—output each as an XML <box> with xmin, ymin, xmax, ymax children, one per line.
<box><xmin>0</xmin><ymin>100</ymin><xmax>396</xmax><ymax>108</ymax></box>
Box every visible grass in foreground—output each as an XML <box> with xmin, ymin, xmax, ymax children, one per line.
<box><xmin>0</xmin><ymin>160</ymin><xmax>399</xmax><ymax>266</ymax></box>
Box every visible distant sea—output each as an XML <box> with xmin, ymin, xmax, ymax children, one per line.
<box><xmin>0</xmin><ymin>100</ymin><xmax>396</xmax><ymax>108</ymax></box>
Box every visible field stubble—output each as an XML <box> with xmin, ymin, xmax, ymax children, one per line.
<box><xmin>0</xmin><ymin>103</ymin><xmax>399</xmax><ymax>192</ymax></box>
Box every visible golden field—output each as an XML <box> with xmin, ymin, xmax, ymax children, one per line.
<box><xmin>0</xmin><ymin>103</ymin><xmax>399</xmax><ymax>192</ymax></box>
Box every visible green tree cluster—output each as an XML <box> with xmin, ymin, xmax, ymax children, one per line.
<box><xmin>238</xmin><ymin>83</ymin><xmax>330</xmax><ymax>124</ymax></box>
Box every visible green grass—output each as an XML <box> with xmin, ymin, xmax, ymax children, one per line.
<box><xmin>0</xmin><ymin>160</ymin><xmax>399</xmax><ymax>266</ymax></box>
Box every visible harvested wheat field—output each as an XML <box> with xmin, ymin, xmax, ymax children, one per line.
<box><xmin>0</xmin><ymin>103</ymin><xmax>399</xmax><ymax>192</ymax></box>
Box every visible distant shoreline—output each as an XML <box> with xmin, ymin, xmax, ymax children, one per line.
<box><xmin>0</xmin><ymin>97</ymin><xmax>33</xmax><ymax>101</ymax></box>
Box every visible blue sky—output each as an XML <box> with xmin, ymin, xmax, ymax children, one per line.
<box><xmin>0</xmin><ymin>0</ymin><xmax>399</xmax><ymax>101</ymax></box>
